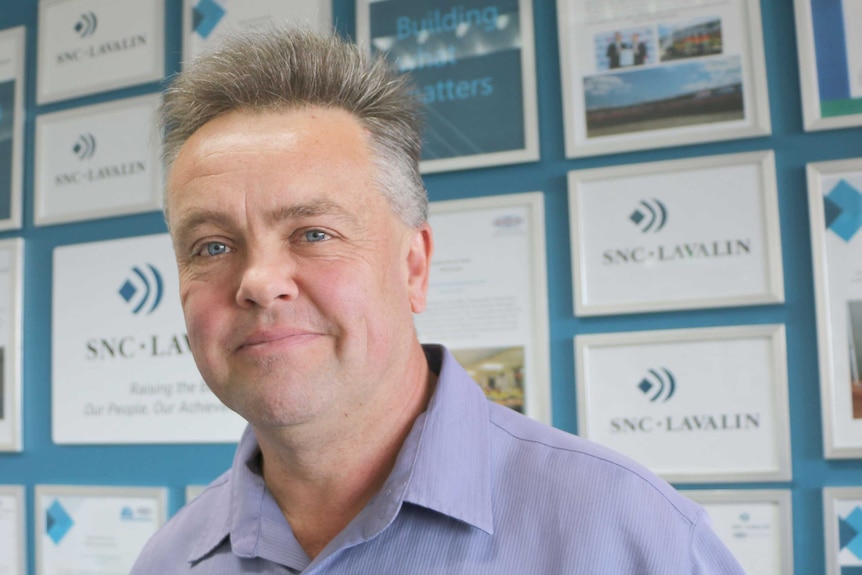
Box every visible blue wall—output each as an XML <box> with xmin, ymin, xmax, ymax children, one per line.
<box><xmin>0</xmin><ymin>0</ymin><xmax>860</xmax><ymax>572</ymax></box>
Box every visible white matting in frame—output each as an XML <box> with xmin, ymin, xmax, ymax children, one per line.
<box><xmin>556</xmin><ymin>0</ymin><xmax>770</xmax><ymax>157</ymax></box>
<box><xmin>824</xmin><ymin>487</ymin><xmax>862</xmax><ymax>575</ymax></box>
<box><xmin>808</xmin><ymin>158</ymin><xmax>862</xmax><ymax>458</ymax></box>
<box><xmin>357</xmin><ymin>0</ymin><xmax>540</xmax><ymax>174</ymax></box>
<box><xmin>34</xmin><ymin>94</ymin><xmax>163</xmax><ymax>226</ymax></box>
<box><xmin>686</xmin><ymin>489</ymin><xmax>793</xmax><ymax>575</ymax></box>
<box><xmin>0</xmin><ymin>239</ymin><xmax>23</xmax><ymax>452</ymax></box>
<box><xmin>575</xmin><ymin>324</ymin><xmax>791</xmax><ymax>484</ymax></box>
<box><xmin>0</xmin><ymin>27</ymin><xmax>25</xmax><ymax>231</ymax></box>
<box><xmin>414</xmin><ymin>192</ymin><xmax>551</xmax><ymax>424</ymax></box>
<box><xmin>0</xmin><ymin>485</ymin><xmax>26</xmax><ymax>575</ymax></box>
<box><xmin>37</xmin><ymin>0</ymin><xmax>164</xmax><ymax>104</ymax></box>
<box><xmin>35</xmin><ymin>485</ymin><xmax>166</xmax><ymax>575</ymax></box>
<box><xmin>794</xmin><ymin>0</ymin><xmax>862</xmax><ymax>131</ymax></box>
<box><xmin>569</xmin><ymin>150</ymin><xmax>784</xmax><ymax>316</ymax></box>
<box><xmin>183</xmin><ymin>0</ymin><xmax>332</xmax><ymax>65</ymax></box>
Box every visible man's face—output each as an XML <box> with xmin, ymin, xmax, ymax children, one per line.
<box><xmin>166</xmin><ymin>108</ymin><xmax>431</xmax><ymax>429</ymax></box>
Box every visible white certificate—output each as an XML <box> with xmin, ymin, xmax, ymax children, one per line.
<box><xmin>0</xmin><ymin>485</ymin><xmax>25</xmax><ymax>575</ymax></box>
<box><xmin>0</xmin><ymin>239</ymin><xmax>23</xmax><ymax>452</ymax></box>
<box><xmin>415</xmin><ymin>192</ymin><xmax>551</xmax><ymax>423</ymax></box>
<box><xmin>0</xmin><ymin>26</ymin><xmax>25</xmax><ymax>231</ymax></box>
<box><xmin>52</xmin><ymin>234</ymin><xmax>247</xmax><ymax>444</ymax></box>
<box><xmin>35</xmin><ymin>485</ymin><xmax>166</xmax><ymax>575</ymax></box>
<box><xmin>183</xmin><ymin>0</ymin><xmax>332</xmax><ymax>64</ymax></box>
<box><xmin>34</xmin><ymin>94</ymin><xmax>163</xmax><ymax>226</ymax></box>
<box><xmin>576</xmin><ymin>324</ymin><xmax>791</xmax><ymax>483</ymax></box>
<box><xmin>37</xmin><ymin>0</ymin><xmax>164</xmax><ymax>104</ymax></box>
<box><xmin>569</xmin><ymin>151</ymin><xmax>784</xmax><ymax>315</ymax></box>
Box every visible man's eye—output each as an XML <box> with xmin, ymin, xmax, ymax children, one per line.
<box><xmin>200</xmin><ymin>242</ymin><xmax>229</xmax><ymax>256</ymax></box>
<box><xmin>304</xmin><ymin>230</ymin><xmax>330</xmax><ymax>242</ymax></box>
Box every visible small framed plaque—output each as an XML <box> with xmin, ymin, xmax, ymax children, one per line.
<box><xmin>0</xmin><ymin>485</ymin><xmax>25</xmax><ymax>575</ymax></box>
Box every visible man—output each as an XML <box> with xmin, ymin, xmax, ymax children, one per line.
<box><xmin>632</xmin><ymin>33</ymin><xmax>648</xmax><ymax>66</ymax></box>
<box><xmin>132</xmin><ymin>29</ymin><xmax>745</xmax><ymax>573</ymax></box>
<box><xmin>606</xmin><ymin>31</ymin><xmax>624</xmax><ymax>68</ymax></box>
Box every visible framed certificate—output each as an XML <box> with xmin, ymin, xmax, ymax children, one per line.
<box><xmin>808</xmin><ymin>158</ymin><xmax>862</xmax><ymax>458</ymax></box>
<box><xmin>0</xmin><ymin>26</ymin><xmax>24</xmax><ymax>231</ymax></box>
<box><xmin>824</xmin><ymin>486</ymin><xmax>862</xmax><ymax>575</ymax></box>
<box><xmin>52</xmin><ymin>234</ymin><xmax>246</xmax><ymax>444</ymax></box>
<box><xmin>35</xmin><ymin>485</ymin><xmax>167</xmax><ymax>575</ymax></box>
<box><xmin>569</xmin><ymin>150</ymin><xmax>784</xmax><ymax>316</ymax></box>
<box><xmin>357</xmin><ymin>0</ymin><xmax>540</xmax><ymax>173</ymax></box>
<box><xmin>795</xmin><ymin>0</ymin><xmax>862</xmax><ymax>131</ymax></box>
<box><xmin>575</xmin><ymin>324</ymin><xmax>791</xmax><ymax>483</ymax></box>
<box><xmin>34</xmin><ymin>94</ymin><xmax>163</xmax><ymax>226</ymax></box>
<box><xmin>37</xmin><ymin>0</ymin><xmax>164</xmax><ymax>104</ymax></box>
<box><xmin>686</xmin><ymin>489</ymin><xmax>793</xmax><ymax>575</ymax></box>
<box><xmin>0</xmin><ymin>239</ymin><xmax>24</xmax><ymax>453</ymax></box>
<box><xmin>0</xmin><ymin>485</ymin><xmax>25</xmax><ymax>575</ymax></box>
<box><xmin>414</xmin><ymin>192</ymin><xmax>551</xmax><ymax>423</ymax></box>
<box><xmin>557</xmin><ymin>0</ymin><xmax>770</xmax><ymax>157</ymax></box>
<box><xmin>183</xmin><ymin>0</ymin><xmax>332</xmax><ymax>64</ymax></box>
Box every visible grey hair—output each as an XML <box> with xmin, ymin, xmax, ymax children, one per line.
<box><xmin>158</xmin><ymin>28</ymin><xmax>427</xmax><ymax>227</ymax></box>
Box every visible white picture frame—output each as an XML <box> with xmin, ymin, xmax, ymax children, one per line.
<box><xmin>0</xmin><ymin>26</ymin><xmax>25</xmax><ymax>231</ymax></box>
<box><xmin>34</xmin><ymin>94</ymin><xmax>163</xmax><ymax>226</ymax></box>
<box><xmin>685</xmin><ymin>489</ymin><xmax>793</xmax><ymax>575</ymax></box>
<box><xmin>0</xmin><ymin>239</ymin><xmax>24</xmax><ymax>453</ymax></box>
<box><xmin>556</xmin><ymin>0</ymin><xmax>770</xmax><ymax>157</ymax></box>
<box><xmin>415</xmin><ymin>192</ymin><xmax>551</xmax><ymax>423</ymax></box>
<box><xmin>794</xmin><ymin>0</ymin><xmax>862</xmax><ymax>131</ymax></box>
<box><xmin>182</xmin><ymin>0</ymin><xmax>333</xmax><ymax>65</ymax></box>
<box><xmin>35</xmin><ymin>485</ymin><xmax>167</xmax><ymax>575</ymax></box>
<box><xmin>356</xmin><ymin>0</ymin><xmax>540</xmax><ymax>174</ymax></box>
<box><xmin>824</xmin><ymin>486</ymin><xmax>862</xmax><ymax>575</ymax></box>
<box><xmin>808</xmin><ymin>158</ymin><xmax>862</xmax><ymax>458</ymax></box>
<box><xmin>0</xmin><ymin>485</ymin><xmax>26</xmax><ymax>575</ymax></box>
<box><xmin>568</xmin><ymin>150</ymin><xmax>784</xmax><ymax>316</ymax></box>
<box><xmin>575</xmin><ymin>324</ymin><xmax>791</xmax><ymax>484</ymax></box>
<box><xmin>37</xmin><ymin>0</ymin><xmax>165</xmax><ymax>104</ymax></box>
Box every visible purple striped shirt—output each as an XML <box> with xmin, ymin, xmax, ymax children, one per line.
<box><xmin>131</xmin><ymin>345</ymin><xmax>745</xmax><ymax>574</ymax></box>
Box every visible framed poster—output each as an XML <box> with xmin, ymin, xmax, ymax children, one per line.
<box><xmin>357</xmin><ymin>0</ymin><xmax>540</xmax><ymax>173</ymax></box>
<box><xmin>575</xmin><ymin>324</ymin><xmax>791</xmax><ymax>483</ymax></box>
<box><xmin>0</xmin><ymin>239</ymin><xmax>23</xmax><ymax>453</ymax></box>
<box><xmin>0</xmin><ymin>485</ymin><xmax>25</xmax><ymax>575</ymax></box>
<box><xmin>686</xmin><ymin>489</ymin><xmax>793</xmax><ymax>575</ymax></box>
<box><xmin>795</xmin><ymin>0</ymin><xmax>862</xmax><ymax>131</ymax></box>
<box><xmin>414</xmin><ymin>192</ymin><xmax>551</xmax><ymax>423</ymax></box>
<box><xmin>37</xmin><ymin>0</ymin><xmax>164</xmax><ymax>104</ymax></box>
<box><xmin>183</xmin><ymin>0</ymin><xmax>332</xmax><ymax>64</ymax></box>
<box><xmin>34</xmin><ymin>94</ymin><xmax>163</xmax><ymax>226</ymax></box>
<box><xmin>52</xmin><ymin>234</ymin><xmax>247</xmax><ymax>444</ymax></box>
<box><xmin>824</xmin><ymin>486</ymin><xmax>862</xmax><ymax>575</ymax></box>
<box><xmin>0</xmin><ymin>27</ymin><xmax>24</xmax><ymax>232</ymax></box>
<box><xmin>569</xmin><ymin>150</ymin><xmax>784</xmax><ymax>316</ymax></box>
<box><xmin>557</xmin><ymin>0</ymin><xmax>770</xmax><ymax>157</ymax></box>
<box><xmin>808</xmin><ymin>158</ymin><xmax>862</xmax><ymax>458</ymax></box>
<box><xmin>35</xmin><ymin>485</ymin><xmax>166</xmax><ymax>575</ymax></box>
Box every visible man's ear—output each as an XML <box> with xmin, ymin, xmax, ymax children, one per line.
<box><xmin>406</xmin><ymin>223</ymin><xmax>433</xmax><ymax>313</ymax></box>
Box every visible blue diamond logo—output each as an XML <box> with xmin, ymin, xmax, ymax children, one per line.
<box><xmin>193</xmin><ymin>0</ymin><xmax>225</xmax><ymax>39</ymax></box>
<box><xmin>46</xmin><ymin>500</ymin><xmax>74</xmax><ymax>544</ymax></box>
<box><xmin>119</xmin><ymin>279</ymin><xmax>137</xmax><ymax>303</ymax></box>
<box><xmin>637</xmin><ymin>378</ymin><xmax>652</xmax><ymax>394</ymax></box>
<box><xmin>825</xmin><ymin>180</ymin><xmax>862</xmax><ymax>242</ymax></box>
<box><xmin>629</xmin><ymin>210</ymin><xmax>645</xmax><ymax>225</ymax></box>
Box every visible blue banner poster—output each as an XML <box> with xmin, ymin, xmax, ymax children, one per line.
<box><xmin>365</xmin><ymin>0</ymin><xmax>537</xmax><ymax>171</ymax></box>
<box><xmin>0</xmin><ymin>80</ymin><xmax>15</xmax><ymax>223</ymax></box>
<box><xmin>811</xmin><ymin>0</ymin><xmax>862</xmax><ymax>118</ymax></box>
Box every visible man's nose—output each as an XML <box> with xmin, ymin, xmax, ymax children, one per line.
<box><xmin>235</xmin><ymin>248</ymin><xmax>299</xmax><ymax>308</ymax></box>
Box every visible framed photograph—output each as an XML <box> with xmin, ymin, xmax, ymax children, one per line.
<box><xmin>0</xmin><ymin>27</ymin><xmax>24</xmax><ymax>232</ymax></box>
<box><xmin>35</xmin><ymin>485</ymin><xmax>166</xmax><ymax>575</ymax></box>
<box><xmin>794</xmin><ymin>0</ymin><xmax>862</xmax><ymax>131</ymax></box>
<box><xmin>686</xmin><ymin>489</ymin><xmax>793</xmax><ymax>575</ymax></box>
<box><xmin>34</xmin><ymin>94</ymin><xmax>163</xmax><ymax>226</ymax></box>
<box><xmin>556</xmin><ymin>0</ymin><xmax>770</xmax><ymax>157</ymax></box>
<box><xmin>569</xmin><ymin>150</ymin><xmax>784</xmax><ymax>316</ymax></box>
<box><xmin>0</xmin><ymin>485</ymin><xmax>25</xmax><ymax>575</ymax></box>
<box><xmin>414</xmin><ymin>192</ymin><xmax>551</xmax><ymax>423</ymax></box>
<box><xmin>575</xmin><ymin>324</ymin><xmax>791</xmax><ymax>483</ymax></box>
<box><xmin>0</xmin><ymin>239</ymin><xmax>23</xmax><ymax>453</ymax></box>
<box><xmin>52</xmin><ymin>234</ymin><xmax>246</xmax><ymax>444</ymax></box>
<box><xmin>824</xmin><ymin>486</ymin><xmax>862</xmax><ymax>575</ymax></box>
<box><xmin>357</xmin><ymin>0</ymin><xmax>540</xmax><ymax>173</ymax></box>
<box><xmin>183</xmin><ymin>0</ymin><xmax>332</xmax><ymax>64</ymax></box>
<box><xmin>808</xmin><ymin>158</ymin><xmax>862</xmax><ymax>458</ymax></box>
<box><xmin>37</xmin><ymin>0</ymin><xmax>164</xmax><ymax>104</ymax></box>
